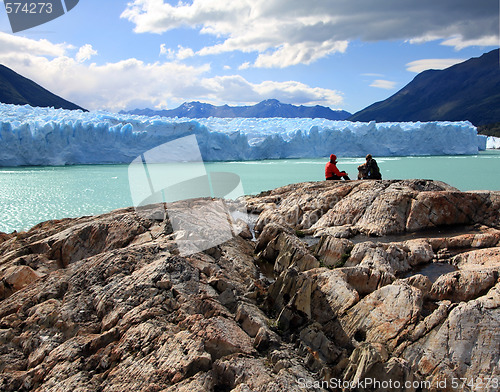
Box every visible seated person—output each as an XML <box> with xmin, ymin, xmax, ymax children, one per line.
<box><xmin>325</xmin><ymin>154</ymin><xmax>350</xmax><ymax>180</ymax></box>
<box><xmin>358</xmin><ymin>154</ymin><xmax>382</xmax><ymax>180</ymax></box>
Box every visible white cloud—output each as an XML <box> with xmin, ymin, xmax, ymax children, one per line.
<box><xmin>3</xmin><ymin>55</ymin><xmax>211</xmax><ymax>112</ymax></box>
<box><xmin>362</xmin><ymin>73</ymin><xmax>384</xmax><ymax>77</ymax></box>
<box><xmin>255</xmin><ymin>80</ymin><xmax>343</xmax><ymax>107</ymax></box>
<box><xmin>238</xmin><ymin>62</ymin><xmax>250</xmax><ymax>70</ymax></box>
<box><xmin>75</xmin><ymin>44</ymin><xmax>98</xmax><ymax>63</ymax></box>
<box><xmin>200</xmin><ymin>75</ymin><xmax>343</xmax><ymax>107</ymax></box>
<box><xmin>440</xmin><ymin>35</ymin><xmax>499</xmax><ymax>50</ymax></box>
<box><xmin>410</xmin><ymin>34</ymin><xmax>499</xmax><ymax>50</ymax></box>
<box><xmin>370</xmin><ymin>80</ymin><xmax>397</xmax><ymax>90</ymax></box>
<box><xmin>176</xmin><ymin>46</ymin><xmax>195</xmax><ymax>60</ymax></box>
<box><xmin>121</xmin><ymin>0</ymin><xmax>499</xmax><ymax>68</ymax></box>
<box><xmin>0</xmin><ymin>32</ymin><xmax>343</xmax><ymax>111</ymax></box>
<box><xmin>407</xmin><ymin>35</ymin><xmax>443</xmax><ymax>45</ymax></box>
<box><xmin>253</xmin><ymin>40</ymin><xmax>348</xmax><ymax>68</ymax></box>
<box><xmin>406</xmin><ymin>58</ymin><xmax>466</xmax><ymax>73</ymax></box>
<box><xmin>160</xmin><ymin>44</ymin><xmax>195</xmax><ymax>60</ymax></box>
<box><xmin>0</xmin><ymin>31</ymin><xmax>70</xmax><ymax>57</ymax></box>
<box><xmin>159</xmin><ymin>43</ymin><xmax>172</xmax><ymax>57</ymax></box>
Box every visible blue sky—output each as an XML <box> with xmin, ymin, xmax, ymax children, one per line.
<box><xmin>0</xmin><ymin>0</ymin><xmax>498</xmax><ymax>113</ymax></box>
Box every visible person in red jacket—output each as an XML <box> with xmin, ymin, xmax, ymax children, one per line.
<box><xmin>325</xmin><ymin>154</ymin><xmax>351</xmax><ymax>180</ymax></box>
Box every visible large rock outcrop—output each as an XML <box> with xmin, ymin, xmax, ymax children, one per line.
<box><xmin>1</xmin><ymin>179</ymin><xmax>499</xmax><ymax>391</ymax></box>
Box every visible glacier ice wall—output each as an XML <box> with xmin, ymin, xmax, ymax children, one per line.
<box><xmin>0</xmin><ymin>103</ymin><xmax>484</xmax><ymax>166</ymax></box>
<box><xmin>487</xmin><ymin>136</ymin><xmax>500</xmax><ymax>149</ymax></box>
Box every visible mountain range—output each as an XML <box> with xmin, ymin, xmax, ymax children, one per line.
<box><xmin>0</xmin><ymin>64</ymin><xmax>85</xmax><ymax>111</ymax></box>
<box><xmin>123</xmin><ymin>99</ymin><xmax>352</xmax><ymax>120</ymax></box>
<box><xmin>1</xmin><ymin>49</ymin><xmax>499</xmax><ymax>136</ymax></box>
<box><xmin>349</xmin><ymin>49</ymin><xmax>500</xmax><ymax>127</ymax></box>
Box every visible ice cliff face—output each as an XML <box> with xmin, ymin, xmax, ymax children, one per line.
<box><xmin>0</xmin><ymin>103</ymin><xmax>485</xmax><ymax>166</ymax></box>
<box><xmin>487</xmin><ymin>136</ymin><xmax>500</xmax><ymax>149</ymax></box>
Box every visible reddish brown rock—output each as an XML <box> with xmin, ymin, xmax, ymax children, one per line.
<box><xmin>429</xmin><ymin>270</ymin><xmax>499</xmax><ymax>302</ymax></box>
<box><xmin>451</xmin><ymin>247</ymin><xmax>500</xmax><ymax>269</ymax></box>
<box><xmin>315</xmin><ymin>236</ymin><xmax>354</xmax><ymax>268</ymax></box>
<box><xmin>0</xmin><ymin>232</ymin><xmax>13</xmax><ymax>244</ymax></box>
<box><xmin>194</xmin><ymin>316</ymin><xmax>255</xmax><ymax>359</ymax></box>
<box><xmin>403</xmin><ymin>283</ymin><xmax>500</xmax><ymax>389</ymax></box>
<box><xmin>340</xmin><ymin>283</ymin><xmax>423</xmax><ymax>351</ymax></box>
<box><xmin>406</xmin><ymin>192</ymin><xmax>486</xmax><ymax>232</ymax></box>
<box><xmin>247</xmin><ymin>179</ymin><xmax>498</xmax><ymax>237</ymax></box>
<box><xmin>1</xmin><ymin>180</ymin><xmax>499</xmax><ymax>391</ymax></box>
<box><xmin>0</xmin><ymin>265</ymin><xmax>44</xmax><ymax>299</ymax></box>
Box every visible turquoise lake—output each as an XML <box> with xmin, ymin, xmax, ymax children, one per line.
<box><xmin>1</xmin><ymin>150</ymin><xmax>499</xmax><ymax>233</ymax></box>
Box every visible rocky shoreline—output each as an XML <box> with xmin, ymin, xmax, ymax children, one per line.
<box><xmin>1</xmin><ymin>179</ymin><xmax>499</xmax><ymax>391</ymax></box>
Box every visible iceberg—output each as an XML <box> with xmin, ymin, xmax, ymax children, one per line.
<box><xmin>0</xmin><ymin>103</ymin><xmax>485</xmax><ymax>166</ymax></box>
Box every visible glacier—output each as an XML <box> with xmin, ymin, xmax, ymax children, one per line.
<box><xmin>0</xmin><ymin>103</ymin><xmax>487</xmax><ymax>166</ymax></box>
<box><xmin>487</xmin><ymin>136</ymin><xmax>500</xmax><ymax>149</ymax></box>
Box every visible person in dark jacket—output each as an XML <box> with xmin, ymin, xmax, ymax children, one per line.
<box><xmin>325</xmin><ymin>154</ymin><xmax>350</xmax><ymax>180</ymax></box>
<box><xmin>357</xmin><ymin>154</ymin><xmax>382</xmax><ymax>179</ymax></box>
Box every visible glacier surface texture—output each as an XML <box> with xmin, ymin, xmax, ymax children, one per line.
<box><xmin>0</xmin><ymin>103</ymin><xmax>486</xmax><ymax>166</ymax></box>
<box><xmin>487</xmin><ymin>136</ymin><xmax>500</xmax><ymax>149</ymax></box>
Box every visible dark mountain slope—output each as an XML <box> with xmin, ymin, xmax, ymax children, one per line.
<box><xmin>350</xmin><ymin>49</ymin><xmax>500</xmax><ymax>126</ymax></box>
<box><xmin>0</xmin><ymin>64</ymin><xmax>85</xmax><ymax>111</ymax></box>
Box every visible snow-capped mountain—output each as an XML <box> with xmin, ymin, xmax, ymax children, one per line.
<box><xmin>123</xmin><ymin>99</ymin><xmax>351</xmax><ymax>121</ymax></box>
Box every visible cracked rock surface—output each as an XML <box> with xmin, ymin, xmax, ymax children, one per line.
<box><xmin>1</xmin><ymin>180</ymin><xmax>499</xmax><ymax>391</ymax></box>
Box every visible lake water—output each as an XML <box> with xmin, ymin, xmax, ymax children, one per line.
<box><xmin>1</xmin><ymin>150</ymin><xmax>499</xmax><ymax>233</ymax></box>
<box><xmin>402</xmin><ymin>262</ymin><xmax>458</xmax><ymax>283</ymax></box>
